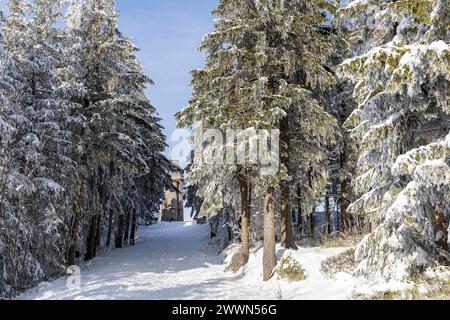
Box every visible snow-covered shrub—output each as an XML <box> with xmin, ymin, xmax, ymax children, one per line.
<box><xmin>275</xmin><ymin>254</ymin><xmax>307</xmax><ymax>281</ymax></box>
<box><xmin>224</xmin><ymin>247</ymin><xmax>245</xmax><ymax>273</ymax></box>
<box><xmin>321</xmin><ymin>248</ymin><xmax>357</xmax><ymax>278</ymax></box>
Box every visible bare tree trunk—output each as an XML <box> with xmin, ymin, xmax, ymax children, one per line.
<box><xmin>130</xmin><ymin>207</ymin><xmax>137</xmax><ymax>246</ymax></box>
<box><xmin>297</xmin><ymin>184</ymin><xmax>303</xmax><ymax>239</ymax></box>
<box><xmin>279</xmin><ymin>117</ymin><xmax>297</xmax><ymax>249</ymax></box>
<box><xmin>226</xmin><ymin>208</ymin><xmax>233</xmax><ymax>242</ymax></box>
<box><xmin>341</xmin><ymin>178</ymin><xmax>351</xmax><ymax>234</ymax></box>
<box><xmin>176</xmin><ymin>180</ymin><xmax>183</xmax><ymax>221</ymax></box>
<box><xmin>67</xmin><ymin>202</ymin><xmax>81</xmax><ymax>266</ymax></box>
<box><xmin>106</xmin><ymin>206</ymin><xmax>114</xmax><ymax>247</ymax></box>
<box><xmin>297</xmin><ymin>184</ymin><xmax>303</xmax><ymax>238</ymax></box>
<box><xmin>340</xmin><ymin>143</ymin><xmax>352</xmax><ymax>234</ymax></box>
<box><xmin>105</xmin><ymin>162</ymin><xmax>115</xmax><ymax>247</ymax></box>
<box><xmin>124</xmin><ymin>205</ymin><xmax>131</xmax><ymax>245</ymax></box>
<box><xmin>263</xmin><ymin>186</ymin><xmax>277</xmax><ymax>281</ymax></box>
<box><xmin>238</xmin><ymin>173</ymin><xmax>250</xmax><ymax>264</ymax></box>
<box><xmin>309</xmin><ymin>211</ymin><xmax>315</xmax><ymax>239</ymax></box>
<box><xmin>307</xmin><ymin>169</ymin><xmax>315</xmax><ymax>239</ymax></box>
<box><xmin>94</xmin><ymin>213</ymin><xmax>101</xmax><ymax>252</ymax></box>
<box><xmin>115</xmin><ymin>214</ymin><xmax>125</xmax><ymax>249</ymax></box>
<box><xmin>85</xmin><ymin>171</ymin><xmax>98</xmax><ymax>261</ymax></box>
<box><xmin>325</xmin><ymin>195</ymin><xmax>331</xmax><ymax>234</ymax></box>
<box><xmin>280</xmin><ymin>183</ymin><xmax>297</xmax><ymax>249</ymax></box>
<box><xmin>85</xmin><ymin>215</ymin><xmax>97</xmax><ymax>260</ymax></box>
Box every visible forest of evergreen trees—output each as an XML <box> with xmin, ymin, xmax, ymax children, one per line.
<box><xmin>0</xmin><ymin>0</ymin><xmax>173</xmax><ymax>298</ymax></box>
<box><xmin>179</xmin><ymin>0</ymin><xmax>449</xmax><ymax>282</ymax></box>
<box><xmin>0</xmin><ymin>0</ymin><xmax>449</xmax><ymax>299</ymax></box>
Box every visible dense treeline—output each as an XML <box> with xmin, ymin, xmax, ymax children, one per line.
<box><xmin>0</xmin><ymin>0</ymin><xmax>172</xmax><ymax>298</ymax></box>
<box><xmin>179</xmin><ymin>0</ymin><xmax>449</xmax><ymax>281</ymax></box>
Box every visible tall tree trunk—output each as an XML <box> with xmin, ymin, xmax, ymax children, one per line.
<box><xmin>94</xmin><ymin>214</ymin><xmax>101</xmax><ymax>253</ymax></box>
<box><xmin>93</xmin><ymin>166</ymin><xmax>103</xmax><ymax>254</ymax></box>
<box><xmin>225</xmin><ymin>207</ymin><xmax>233</xmax><ymax>242</ymax></box>
<box><xmin>279</xmin><ymin>116</ymin><xmax>297</xmax><ymax>249</ymax></box>
<box><xmin>307</xmin><ymin>169</ymin><xmax>315</xmax><ymax>238</ymax></box>
<box><xmin>106</xmin><ymin>206</ymin><xmax>114</xmax><ymax>247</ymax></box>
<box><xmin>105</xmin><ymin>162</ymin><xmax>115</xmax><ymax>247</ymax></box>
<box><xmin>85</xmin><ymin>214</ymin><xmax>97</xmax><ymax>261</ymax></box>
<box><xmin>124</xmin><ymin>206</ymin><xmax>131</xmax><ymax>244</ymax></box>
<box><xmin>238</xmin><ymin>173</ymin><xmax>250</xmax><ymax>264</ymax></box>
<box><xmin>325</xmin><ymin>195</ymin><xmax>331</xmax><ymax>234</ymax></box>
<box><xmin>130</xmin><ymin>207</ymin><xmax>137</xmax><ymax>246</ymax></box>
<box><xmin>341</xmin><ymin>178</ymin><xmax>351</xmax><ymax>234</ymax></box>
<box><xmin>280</xmin><ymin>183</ymin><xmax>297</xmax><ymax>249</ymax></box>
<box><xmin>263</xmin><ymin>186</ymin><xmax>277</xmax><ymax>281</ymax></box>
<box><xmin>67</xmin><ymin>202</ymin><xmax>81</xmax><ymax>266</ymax></box>
<box><xmin>176</xmin><ymin>180</ymin><xmax>183</xmax><ymax>221</ymax></box>
<box><xmin>115</xmin><ymin>214</ymin><xmax>125</xmax><ymax>249</ymax></box>
<box><xmin>309</xmin><ymin>211</ymin><xmax>315</xmax><ymax>239</ymax></box>
<box><xmin>297</xmin><ymin>183</ymin><xmax>303</xmax><ymax>238</ymax></box>
<box><xmin>85</xmin><ymin>171</ymin><xmax>98</xmax><ymax>261</ymax></box>
<box><xmin>340</xmin><ymin>144</ymin><xmax>352</xmax><ymax>234</ymax></box>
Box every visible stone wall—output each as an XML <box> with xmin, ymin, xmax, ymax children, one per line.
<box><xmin>161</xmin><ymin>163</ymin><xmax>184</xmax><ymax>222</ymax></box>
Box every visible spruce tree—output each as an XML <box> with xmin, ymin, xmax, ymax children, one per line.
<box><xmin>0</xmin><ymin>0</ymin><xmax>72</xmax><ymax>295</ymax></box>
<box><xmin>177</xmin><ymin>0</ymin><xmax>338</xmax><ymax>279</ymax></box>
<box><xmin>339</xmin><ymin>0</ymin><xmax>450</xmax><ymax>279</ymax></box>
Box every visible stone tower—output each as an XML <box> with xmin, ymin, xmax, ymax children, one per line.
<box><xmin>161</xmin><ymin>160</ymin><xmax>184</xmax><ymax>222</ymax></box>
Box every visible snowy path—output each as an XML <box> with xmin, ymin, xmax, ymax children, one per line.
<box><xmin>19</xmin><ymin>222</ymin><xmax>357</xmax><ymax>300</ymax></box>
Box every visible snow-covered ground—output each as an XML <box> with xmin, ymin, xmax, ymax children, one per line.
<box><xmin>18</xmin><ymin>222</ymin><xmax>360</xmax><ymax>300</ymax></box>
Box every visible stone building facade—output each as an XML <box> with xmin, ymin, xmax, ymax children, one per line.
<box><xmin>161</xmin><ymin>161</ymin><xmax>184</xmax><ymax>222</ymax></box>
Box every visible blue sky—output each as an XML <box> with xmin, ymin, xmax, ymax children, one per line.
<box><xmin>116</xmin><ymin>0</ymin><xmax>218</xmax><ymax>157</ymax></box>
